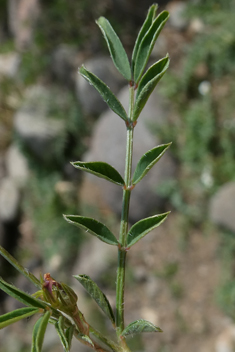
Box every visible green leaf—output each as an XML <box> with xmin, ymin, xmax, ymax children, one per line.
<box><xmin>132</xmin><ymin>4</ymin><xmax>158</xmax><ymax>75</ymax></box>
<box><xmin>63</xmin><ymin>215</ymin><xmax>119</xmax><ymax>246</ymax></box>
<box><xmin>71</xmin><ymin>161</ymin><xmax>125</xmax><ymax>186</ymax></box>
<box><xmin>0</xmin><ymin>277</ymin><xmax>47</xmax><ymax>309</ymax></box>
<box><xmin>133</xmin><ymin>56</ymin><xmax>170</xmax><ymax>121</ymax></box>
<box><xmin>127</xmin><ymin>212</ymin><xmax>170</xmax><ymax>247</ymax></box>
<box><xmin>0</xmin><ymin>245</ymin><xmax>41</xmax><ymax>289</ymax></box>
<box><xmin>65</xmin><ymin>325</ymin><xmax>75</xmax><ymax>351</ymax></box>
<box><xmin>74</xmin><ymin>275</ymin><xmax>115</xmax><ymax>325</ymax></box>
<box><xmin>31</xmin><ymin>311</ymin><xmax>51</xmax><ymax>352</ymax></box>
<box><xmin>134</xmin><ymin>10</ymin><xmax>170</xmax><ymax>83</ymax></box>
<box><xmin>55</xmin><ymin>316</ymin><xmax>70</xmax><ymax>352</ymax></box>
<box><xmin>0</xmin><ymin>307</ymin><xmax>40</xmax><ymax>329</ymax></box>
<box><xmin>79</xmin><ymin>66</ymin><xmax>128</xmax><ymax>121</ymax></box>
<box><xmin>96</xmin><ymin>17</ymin><xmax>131</xmax><ymax>80</ymax></box>
<box><xmin>121</xmin><ymin>319</ymin><xmax>162</xmax><ymax>337</ymax></box>
<box><xmin>132</xmin><ymin>143</ymin><xmax>171</xmax><ymax>185</ymax></box>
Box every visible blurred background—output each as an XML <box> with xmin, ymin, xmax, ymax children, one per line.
<box><xmin>0</xmin><ymin>0</ymin><xmax>235</xmax><ymax>351</ymax></box>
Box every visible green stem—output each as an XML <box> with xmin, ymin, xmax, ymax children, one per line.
<box><xmin>115</xmin><ymin>85</ymin><xmax>135</xmax><ymax>350</ymax></box>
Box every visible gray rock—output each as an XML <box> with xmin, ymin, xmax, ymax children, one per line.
<box><xmin>0</xmin><ymin>178</ymin><xmax>20</xmax><ymax>222</ymax></box>
<box><xmin>76</xmin><ymin>56</ymin><xmax>125</xmax><ymax>115</ymax></box>
<box><xmin>215</xmin><ymin>324</ymin><xmax>235</xmax><ymax>352</ymax></box>
<box><xmin>8</xmin><ymin>0</ymin><xmax>40</xmax><ymax>49</ymax></box>
<box><xmin>83</xmin><ymin>86</ymin><xmax>176</xmax><ymax>222</ymax></box>
<box><xmin>209</xmin><ymin>182</ymin><xmax>235</xmax><ymax>232</ymax></box>
<box><xmin>5</xmin><ymin>144</ymin><xmax>29</xmax><ymax>189</ymax></box>
<box><xmin>166</xmin><ymin>2</ymin><xmax>188</xmax><ymax>31</ymax></box>
<box><xmin>14</xmin><ymin>85</ymin><xmax>65</xmax><ymax>158</ymax></box>
<box><xmin>0</xmin><ymin>52</ymin><xmax>20</xmax><ymax>78</ymax></box>
<box><xmin>51</xmin><ymin>44</ymin><xmax>79</xmax><ymax>85</ymax></box>
<box><xmin>73</xmin><ymin>236</ymin><xmax>116</xmax><ymax>281</ymax></box>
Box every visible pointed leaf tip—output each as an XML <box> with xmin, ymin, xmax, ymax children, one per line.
<box><xmin>64</xmin><ymin>215</ymin><xmax>119</xmax><ymax>246</ymax></box>
<box><xmin>71</xmin><ymin>161</ymin><xmax>125</xmax><ymax>186</ymax></box>
<box><xmin>74</xmin><ymin>275</ymin><xmax>115</xmax><ymax>324</ymax></box>
<box><xmin>96</xmin><ymin>16</ymin><xmax>131</xmax><ymax>80</ymax></box>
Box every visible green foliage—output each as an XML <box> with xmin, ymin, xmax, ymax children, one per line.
<box><xmin>64</xmin><ymin>215</ymin><xmax>119</xmax><ymax>246</ymax></box>
<box><xmin>79</xmin><ymin>66</ymin><xmax>128</xmax><ymax>121</ymax></box>
<box><xmin>96</xmin><ymin>17</ymin><xmax>132</xmax><ymax>80</ymax></box>
<box><xmin>0</xmin><ymin>5</ymin><xmax>170</xmax><ymax>352</ymax></box>
<box><xmin>132</xmin><ymin>143</ymin><xmax>171</xmax><ymax>185</ymax></box>
<box><xmin>121</xmin><ymin>320</ymin><xmax>162</xmax><ymax>337</ymax></box>
<box><xmin>127</xmin><ymin>212</ymin><xmax>170</xmax><ymax>248</ymax></box>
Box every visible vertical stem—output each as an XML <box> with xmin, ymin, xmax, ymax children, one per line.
<box><xmin>115</xmin><ymin>85</ymin><xmax>135</xmax><ymax>348</ymax></box>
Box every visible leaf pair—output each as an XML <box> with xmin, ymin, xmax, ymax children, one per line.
<box><xmin>64</xmin><ymin>210</ymin><xmax>169</xmax><ymax>249</ymax></box>
<box><xmin>71</xmin><ymin>143</ymin><xmax>171</xmax><ymax>188</ymax></box>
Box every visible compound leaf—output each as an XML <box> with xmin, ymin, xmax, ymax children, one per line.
<box><xmin>132</xmin><ymin>143</ymin><xmax>171</xmax><ymax>185</ymax></box>
<box><xmin>63</xmin><ymin>215</ymin><xmax>119</xmax><ymax>246</ymax></box>
<box><xmin>96</xmin><ymin>17</ymin><xmax>132</xmax><ymax>80</ymax></box>
<box><xmin>31</xmin><ymin>310</ymin><xmax>51</xmax><ymax>352</ymax></box>
<box><xmin>0</xmin><ymin>277</ymin><xmax>47</xmax><ymax>309</ymax></box>
<box><xmin>74</xmin><ymin>275</ymin><xmax>115</xmax><ymax>324</ymax></box>
<box><xmin>71</xmin><ymin>161</ymin><xmax>125</xmax><ymax>186</ymax></box>
<box><xmin>79</xmin><ymin>66</ymin><xmax>128</xmax><ymax>121</ymax></box>
<box><xmin>133</xmin><ymin>56</ymin><xmax>170</xmax><ymax>121</ymax></box>
<box><xmin>121</xmin><ymin>319</ymin><xmax>162</xmax><ymax>337</ymax></box>
<box><xmin>134</xmin><ymin>10</ymin><xmax>169</xmax><ymax>83</ymax></box>
<box><xmin>0</xmin><ymin>307</ymin><xmax>40</xmax><ymax>329</ymax></box>
<box><xmin>127</xmin><ymin>212</ymin><xmax>170</xmax><ymax>247</ymax></box>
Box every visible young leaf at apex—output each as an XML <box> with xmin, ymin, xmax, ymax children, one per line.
<box><xmin>132</xmin><ymin>4</ymin><xmax>158</xmax><ymax>75</ymax></box>
<box><xmin>121</xmin><ymin>319</ymin><xmax>162</xmax><ymax>338</ymax></box>
<box><xmin>74</xmin><ymin>274</ymin><xmax>115</xmax><ymax>325</ymax></box>
<box><xmin>132</xmin><ymin>143</ymin><xmax>172</xmax><ymax>185</ymax></box>
<box><xmin>63</xmin><ymin>215</ymin><xmax>119</xmax><ymax>246</ymax></box>
<box><xmin>79</xmin><ymin>66</ymin><xmax>128</xmax><ymax>121</ymax></box>
<box><xmin>71</xmin><ymin>161</ymin><xmax>125</xmax><ymax>186</ymax></box>
<box><xmin>133</xmin><ymin>55</ymin><xmax>170</xmax><ymax>121</ymax></box>
<box><xmin>127</xmin><ymin>212</ymin><xmax>170</xmax><ymax>247</ymax></box>
<box><xmin>134</xmin><ymin>10</ymin><xmax>170</xmax><ymax>84</ymax></box>
<box><xmin>96</xmin><ymin>17</ymin><xmax>132</xmax><ymax>81</ymax></box>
